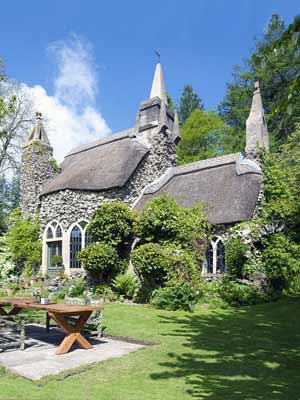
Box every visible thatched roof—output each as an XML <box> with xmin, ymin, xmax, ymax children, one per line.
<box><xmin>133</xmin><ymin>153</ymin><xmax>263</xmax><ymax>225</ymax></box>
<box><xmin>41</xmin><ymin>128</ymin><xmax>149</xmax><ymax>195</ymax></box>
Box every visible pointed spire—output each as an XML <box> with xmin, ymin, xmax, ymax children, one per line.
<box><xmin>25</xmin><ymin>112</ymin><xmax>51</xmax><ymax>147</ymax></box>
<box><xmin>150</xmin><ymin>63</ymin><xmax>167</xmax><ymax>105</ymax></box>
<box><xmin>246</xmin><ymin>81</ymin><xmax>269</xmax><ymax>154</ymax></box>
<box><xmin>171</xmin><ymin>111</ymin><xmax>181</xmax><ymax>144</ymax></box>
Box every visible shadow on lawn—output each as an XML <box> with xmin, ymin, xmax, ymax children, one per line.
<box><xmin>151</xmin><ymin>299</ymin><xmax>300</xmax><ymax>399</ymax></box>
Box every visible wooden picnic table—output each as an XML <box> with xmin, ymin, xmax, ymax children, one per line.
<box><xmin>0</xmin><ymin>298</ymin><xmax>104</xmax><ymax>355</ymax></box>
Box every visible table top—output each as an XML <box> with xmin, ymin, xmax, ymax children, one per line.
<box><xmin>0</xmin><ymin>298</ymin><xmax>104</xmax><ymax>314</ymax></box>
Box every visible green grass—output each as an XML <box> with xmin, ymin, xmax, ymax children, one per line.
<box><xmin>0</xmin><ymin>298</ymin><xmax>300</xmax><ymax>399</ymax></box>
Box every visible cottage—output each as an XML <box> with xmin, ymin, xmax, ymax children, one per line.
<box><xmin>20</xmin><ymin>64</ymin><xmax>268</xmax><ymax>276</ymax></box>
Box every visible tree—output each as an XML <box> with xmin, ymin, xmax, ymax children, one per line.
<box><xmin>167</xmin><ymin>93</ymin><xmax>175</xmax><ymax>112</ymax></box>
<box><xmin>176</xmin><ymin>109</ymin><xmax>228</xmax><ymax>165</ymax></box>
<box><xmin>219</xmin><ymin>14</ymin><xmax>300</xmax><ymax>152</ymax></box>
<box><xmin>0</xmin><ymin>57</ymin><xmax>34</xmax><ymax>174</ymax></box>
<box><xmin>177</xmin><ymin>85</ymin><xmax>204</xmax><ymax>125</ymax></box>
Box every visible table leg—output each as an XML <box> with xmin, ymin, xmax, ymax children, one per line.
<box><xmin>0</xmin><ymin>306</ymin><xmax>22</xmax><ymax>316</ymax></box>
<box><xmin>49</xmin><ymin>311</ymin><xmax>93</xmax><ymax>355</ymax></box>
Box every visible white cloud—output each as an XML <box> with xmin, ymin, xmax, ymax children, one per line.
<box><xmin>25</xmin><ymin>34</ymin><xmax>111</xmax><ymax>162</ymax></box>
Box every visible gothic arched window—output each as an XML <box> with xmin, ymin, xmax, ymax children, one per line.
<box><xmin>216</xmin><ymin>240</ymin><xmax>226</xmax><ymax>273</ymax></box>
<box><xmin>203</xmin><ymin>237</ymin><xmax>226</xmax><ymax>274</ymax></box>
<box><xmin>85</xmin><ymin>229</ymin><xmax>92</xmax><ymax>246</ymax></box>
<box><xmin>70</xmin><ymin>225</ymin><xmax>82</xmax><ymax>268</ymax></box>
<box><xmin>47</xmin><ymin>227</ymin><xmax>53</xmax><ymax>239</ymax></box>
<box><xmin>56</xmin><ymin>225</ymin><xmax>62</xmax><ymax>238</ymax></box>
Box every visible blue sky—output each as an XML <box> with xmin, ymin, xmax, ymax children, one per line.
<box><xmin>0</xmin><ymin>0</ymin><xmax>299</xmax><ymax>160</ymax></box>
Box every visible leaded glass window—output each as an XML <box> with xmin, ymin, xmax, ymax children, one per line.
<box><xmin>70</xmin><ymin>226</ymin><xmax>82</xmax><ymax>268</ymax></box>
<box><xmin>216</xmin><ymin>240</ymin><xmax>226</xmax><ymax>273</ymax></box>
<box><xmin>85</xmin><ymin>229</ymin><xmax>92</xmax><ymax>246</ymax></box>
<box><xmin>56</xmin><ymin>225</ymin><xmax>62</xmax><ymax>238</ymax></box>
<box><xmin>47</xmin><ymin>227</ymin><xmax>53</xmax><ymax>239</ymax></box>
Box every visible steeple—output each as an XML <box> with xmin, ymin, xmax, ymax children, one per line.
<box><xmin>246</xmin><ymin>81</ymin><xmax>269</xmax><ymax>155</ymax></box>
<box><xmin>24</xmin><ymin>112</ymin><xmax>51</xmax><ymax>148</ymax></box>
<box><xmin>150</xmin><ymin>63</ymin><xmax>167</xmax><ymax>105</ymax></box>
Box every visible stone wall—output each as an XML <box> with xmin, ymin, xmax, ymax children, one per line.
<box><xmin>20</xmin><ymin>141</ymin><xmax>57</xmax><ymax>218</ymax></box>
<box><xmin>39</xmin><ymin>128</ymin><xmax>176</xmax><ymax>233</ymax></box>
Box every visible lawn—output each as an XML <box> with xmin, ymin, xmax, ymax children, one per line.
<box><xmin>0</xmin><ymin>298</ymin><xmax>300</xmax><ymax>400</ymax></box>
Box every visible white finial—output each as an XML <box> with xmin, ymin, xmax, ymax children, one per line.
<box><xmin>150</xmin><ymin>63</ymin><xmax>167</xmax><ymax>105</ymax></box>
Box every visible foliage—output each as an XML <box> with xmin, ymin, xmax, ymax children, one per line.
<box><xmin>111</xmin><ymin>272</ymin><xmax>139</xmax><ymax>300</ymax></box>
<box><xmin>49</xmin><ymin>158</ymin><xmax>60</xmax><ymax>173</ymax></box>
<box><xmin>6</xmin><ymin>209</ymin><xmax>41</xmax><ymax>273</ymax></box>
<box><xmin>225</xmin><ymin>236</ymin><xmax>251</xmax><ymax>278</ymax></box>
<box><xmin>21</xmin><ymin>263</ymin><xmax>33</xmax><ymax>281</ymax></box>
<box><xmin>137</xmin><ymin>195</ymin><xmax>209</xmax><ymax>251</ymax></box>
<box><xmin>217</xmin><ymin>275</ymin><xmax>268</xmax><ymax>307</ymax></box>
<box><xmin>0</xmin><ymin>173</ymin><xmax>20</xmax><ymax>234</ymax></box>
<box><xmin>219</xmin><ymin>14</ymin><xmax>300</xmax><ymax>152</ymax></box>
<box><xmin>68</xmin><ymin>278</ymin><xmax>86</xmax><ymax>297</ymax></box>
<box><xmin>262</xmin><ymin>233</ymin><xmax>300</xmax><ymax>290</ymax></box>
<box><xmin>132</xmin><ymin>242</ymin><xmax>200</xmax><ymax>301</ymax></box>
<box><xmin>88</xmin><ymin>201</ymin><xmax>137</xmax><ymax>258</ymax></box>
<box><xmin>0</xmin><ymin>234</ymin><xmax>15</xmax><ymax>279</ymax></box>
<box><xmin>177</xmin><ymin>84</ymin><xmax>203</xmax><ymax>125</ymax></box>
<box><xmin>167</xmin><ymin>93</ymin><xmax>175</xmax><ymax>112</ymax></box>
<box><xmin>51</xmin><ymin>255</ymin><xmax>63</xmax><ymax>266</ymax></box>
<box><xmin>261</xmin><ymin>152</ymin><xmax>295</xmax><ymax>228</ymax></box>
<box><xmin>92</xmin><ymin>284</ymin><xmax>116</xmax><ymax>302</ymax></box>
<box><xmin>0</xmin><ymin>59</ymin><xmax>34</xmax><ymax>173</ymax></box>
<box><xmin>177</xmin><ymin>109</ymin><xmax>229</xmax><ymax>165</ymax></box>
<box><xmin>151</xmin><ymin>282</ymin><xmax>199</xmax><ymax>311</ymax></box>
<box><xmin>78</xmin><ymin>242</ymin><xmax>123</xmax><ymax>281</ymax></box>
<box><xmin>132</xmin><ymin>243</ymin><xmax>169</xmax><ymax>299</ymax></box>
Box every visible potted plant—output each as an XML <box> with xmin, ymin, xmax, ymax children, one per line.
<box><xmin>22</xmin><ymin>263</ymin><xmax>33</xmax><ymax>288</ymax></box>
<box><xmin>52</xmin><ymin>255</ymin><xmax>63</xmax><ymax>268</ymax></box>
<box><xmin>40</xmin><ymin>288</ymin><xmax>50</xmax><ymax>305</ymax></box>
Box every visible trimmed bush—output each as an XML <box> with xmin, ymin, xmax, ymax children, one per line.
<box><xmin>78</xmin><ymin>242</ymin><xmax>123</xmax><ymax>282</ymax></box>
<box><xmin>88</xmin><ymin>202</ymin><xmax>137</xmax><ymax>248</ymax></box>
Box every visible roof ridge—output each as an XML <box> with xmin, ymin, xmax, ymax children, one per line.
<box><xmin>66</xmin><ymin>128</ymin><xmax>136</xmax><ymax>158</ymax></box>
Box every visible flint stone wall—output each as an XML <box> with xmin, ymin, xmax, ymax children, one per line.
<box><xmin>39</xmin><ymin>129</ymin><xmax>176</xmax><ymax>233</ymax></box>
<box><xmin>20</xmin><ymin>142</ymin><xmax>57</xmax><ymax>217</ymax></box>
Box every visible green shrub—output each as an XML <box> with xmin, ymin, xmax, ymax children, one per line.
<box><xmin>68</xmin><ymin>278</ymin><xmax>85</xmax><ymax>297</ymax></box>
<box><xmin>6</xmin><ymin>210</ymin><xmax>41</xmax><ymax>273</ymax></box>
<box><xmin>132</xmin><ymin>243</ymin><xmax>168</xmax><ymax>300</ymax></box>
<box><xmin>93</xmin><ymin>284</ymin><xmax>116</xmax><ymax>302</ymax></box>
<box><xmin>151</xmin><ymin>283</ymin><xmax>199</xmax><ymax>311</ymax></box>
<box><xmin>132</xmin><ymin>243</ymin><xmax>199</xmax><ymax>301</ymax></box>
<box><xmin>112</xmin><ymin>272</ymin><xmax>139</xmax><ymax>300</ymax></box>
<box><xmin>137</xmin><ymin>195</ymin><xmax>209</xmax><ymax>253</ymax></box>
<box><xmin>284</xmin><ymin>274</ymin><xmax>300</xmax><ymax>296</ymax></box>
<box><xmin>262</xmin><ymin>233</ymin><xmax>300</xmax><ymax>290</ymax></box>
<box><xmin>217</xmin><ymin>275</ymin><xmax>266</xmax><ymax>307</ymax></box>
<box><xmin>78</xmin><ymin>242</ymin><xmax>123</xmax><ymax>282</ymax></box>
<box><xmin>88</xmin><ymin>202</ymin><xmax>137</xmax><ymax>248</ymax></box>
<box><xmin>225</xmin><ymin>236</ymin><xmax>250</xmax><ymax>278</ymax></box>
